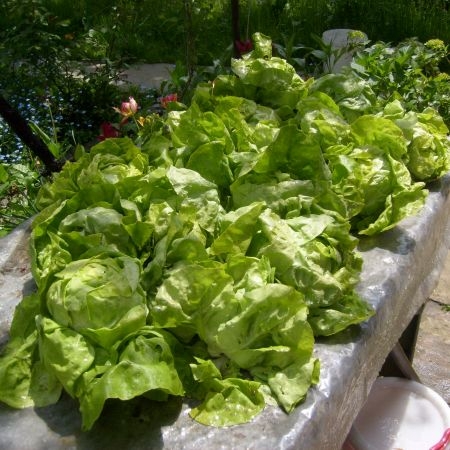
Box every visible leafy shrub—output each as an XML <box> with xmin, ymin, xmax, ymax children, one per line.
<box><xmin>0</xmin><ymin>0</ymin><xmax>162</xmax><ymax>164</ymax></box>
<box><xmin>352</xmin><ymin>38</ymin><xmax>450</xmax><ymax>126</ymax></box>
<box><xmin>0</xmin><ymin>162</ymin><xmax>42</xmax><ymax>236</ymax></box>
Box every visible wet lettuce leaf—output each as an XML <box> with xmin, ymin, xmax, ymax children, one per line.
<box><xmin>46</xmin><ymin>255</ymin><xmax>148</xmax><ymax>349</ymax></box>
<box><xmin>78</xmin><ymin>327</ymin><xmax>186</xmax><ymax>431</ymax></box>
<box><xmin>189</xmin><ymin>358</ymin><xmax>265</xmax><ymax>427</ymax></box>
<box><xmin>1</xmin><ymin>31</ymin><xmax>447</xmax><ymax>430</ymax></box>
<box><xmin>0</xmin><ymin>331</ymin><xmax>61</xmax><ymax>409</ymax></box>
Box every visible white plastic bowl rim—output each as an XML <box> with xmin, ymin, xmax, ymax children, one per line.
<box><xmin>348</xmin><ymin>377</ymin><xmax>450</xmax><ymax>450</ymax></box>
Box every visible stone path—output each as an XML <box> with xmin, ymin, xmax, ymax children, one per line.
<box><xmin>118</xmin><ymin>63</ymin><xmax>175</xmax><ymax>90</ymax></box>
<box><xmin>413</xmin><ymin>250</ymin><xmax>450</xmax><ymax>403</ymax></box>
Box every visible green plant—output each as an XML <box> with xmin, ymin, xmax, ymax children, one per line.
<box><xmin>0</xmin><ymin>161</ymin><xmax>43</xmax><ymax>236</ymax></box>
<box><xmin>2</xmin><ymin>31</ymin><xmax>450</xmax><ymax>433</ymax></box>
<box><xmin>329</xmin><ymin>0</ymin><xmax>450</xmax><ymax>44</ymax></box>
<box><xmin>271</xmin><ymin>21</ymin><xmax>317</xmax><ymax>73</ymax></box>
<box><xmin>0</xmin><ymin>0</ymin><xmax>137</xmax><ymax>162</ymax></box>
<box><xmin>311</xmin><ymin>30</ymin><xmax>368</xmax><ymax>74</ymax></box>
<box><xmin>159</xmin><ymin>54</ymin><xmax>233</xmax><ymax>106</ymax></box>
<box><xmin>272</xmin><ymin>29</ymin><xmax>368</xmax><ymax>78</ymax></box>
<box><xmin>352</xmin><ymin>38</ymin><xmax>450</xmax><ymax>126</ymax></box>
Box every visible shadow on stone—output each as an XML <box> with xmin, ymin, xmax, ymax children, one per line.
<box><xmin>32</xmin><ymin>393</ymin><xmax>184</xmax><ymax>450</ymax></box>
<box><xmin>358</xmin><ymin>225</ymin><xmax>416</xmax><ymax>256</ymax></box>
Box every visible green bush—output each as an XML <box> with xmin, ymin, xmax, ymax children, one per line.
<box><xmin>2</xmin><ymin>0</ymin><xmax>448</xmax><ymax>66</ymax></box>
<box><xmin>0</xmin><ymin>162</ymin><xmax>42</xmax><ymax>236</ymax></box>
<box><xmin>0</xmin><ymin>0</ymin><xmax>161</xmax><ymax>164</ymax></box>
<box><xmin>352</xmin><ymin>38</ymin><xmax>450</xmax><ymax>126</ymax></box>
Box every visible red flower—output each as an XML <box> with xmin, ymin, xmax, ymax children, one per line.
<box><xmin>235</xmin><ymin>39</ymin><xmax>253</xmax><ymax>55</ymax></box>
<box><xmin>98</xmin><ymin>122</ymin><xmax>120</xmax><ymax>141</ymax></box>
<box><xmin>159</xmin><ymin>93</ymin><xmax>178</xmax><ymax>108</ymax></box>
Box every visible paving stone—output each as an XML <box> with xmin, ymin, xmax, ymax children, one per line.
<box><xmin>430</xmin><ymin>249</ymin><xmax>450</xmax><ymax>306</ymax></box>
<box><xmin>413</xmin><ymin>298</ymin><xmax>450</xmax><ymax>403</ymax></box>
<box><xmin>118</xmin><ymin>63</ymin><xmax>175</xmax><ymax>90</ymax></box>
<box><xmin>412</xmin><ymin>247</ymin><xmax>450</xmax><ymax>404</ymax></box>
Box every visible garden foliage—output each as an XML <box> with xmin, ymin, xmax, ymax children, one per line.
<box><xmin>0</xmin><ymin>33</ymin><xmax>449</xmax><ymax>430</ymax></box>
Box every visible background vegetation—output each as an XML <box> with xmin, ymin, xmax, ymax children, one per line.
<box><xmin>0</xmin><ymin>0</ymin><xmax>449</xmax><ymax>234</ymax></box>
<box><xmin>1</xmin><ymin>0</ymin><xmax>449</xmax><ymax>65</ymax></box>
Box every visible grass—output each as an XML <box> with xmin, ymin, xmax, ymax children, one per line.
<box><xmin>329</xmin><ymin>0</ymin><xmax>450</xmax><ymax>44</ymax></box>
<box><xmin>30</xmin><ymin>0</ymin><xmax>450</xmax><ymax>64</ymax></box>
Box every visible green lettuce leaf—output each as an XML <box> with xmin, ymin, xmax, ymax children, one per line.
<box><xmin>393</xmin><ymin>105</ymin><xmax>450</xmax><ymax>181</ymax></box>
<box><xmin>309</xmin><ymin>70</ymin><xmax>377</xmax><ymax>122</ymax></box>
<box><xmin>189</xmin><ymin>358</ymin><xmax>265</xmax><ymax>427</ymax></box>
<box><xmin>150</xmin><ymin>262</ymin><xmax>238</xmax><ymax>346</ymax></box>
<box><xmin>78</xmin><ymin>327</ymin><xmax>185</xmax><ymax>430</ymax></box>
<box><xmin>210</xmin><ymin>202</ymin><xmax>266</xmax><ymax>256</ymax></box>
<box><xmin>0</xmin><ymin>331</ymin><xmax>61</xmax><ymax>408</ymax></box>
<box><xmin>46</xmin><ymin>255</ymin><xmax>148</xmax><ymax>348</ymax></box>
<box><xmin>37</xmin><ymin>316</ymin><xmax>95</xmax><ymax>397</ymax></box>
<box><xmin>253</xmin><ymin>357</ymin><xmax>320</xmax><ymax>413</ymax></box>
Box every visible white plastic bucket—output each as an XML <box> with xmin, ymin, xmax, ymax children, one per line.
<box><xmin>346</xmin><ymin>377</ymin><xmax>450</xmax><ymax>450</ymax></box>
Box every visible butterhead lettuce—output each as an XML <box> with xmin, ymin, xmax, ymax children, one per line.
<box><xmin>1</xmin><ymin>31</ymin><xmax>447</xmax><ymax>431</ymax></box>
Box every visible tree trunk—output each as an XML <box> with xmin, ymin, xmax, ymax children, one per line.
<box><xmin>231</xmin><ymin>0</ymin><xmax>241</xmax><ymax>58</ymax></box>
<box><xmin>0</xmin><ymin>94</ymin><xmax>61</xmax><ymax>173</ymax></box>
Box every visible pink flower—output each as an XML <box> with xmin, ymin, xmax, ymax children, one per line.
<box><xmin>159</xmin><ymin>93</ymin><xmax>178</xmax><ymax>108</ymax></box>
<box><xmin>114</xmin><ymin>96</ymin><xmax>138</xmax><ymax>117</ymax></box>
<box><xmin>98</xmin><ymin>122</ymin><xmax>120</xmax><ymax>141</ymax></box>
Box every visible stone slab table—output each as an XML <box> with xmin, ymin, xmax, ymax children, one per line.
<box><xmin>1</xmin><ymin>175</ymin><xmax>450</xmax><ymax>450</ymax></box>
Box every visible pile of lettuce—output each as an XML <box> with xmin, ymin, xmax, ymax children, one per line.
<box><xmin>0</xmin><ymin>33</ymin><xmax>449</xmax><ymax>431</ymax></box>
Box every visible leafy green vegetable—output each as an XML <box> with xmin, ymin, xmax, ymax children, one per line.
<box><xmin>1</xmin><ymin>31</ymin><xmax>448</xmax><ymax>430</ymax></box>
<box><xmin>387</xmin><ymin>102</ymin><xmax>450</xmax><ymax>181</ymax></box>
<box><xmin>46</xmin><ymin>255</ymin><xmax>148</xmax><ymax>349</ymax></box>
<box><xmin>0</xmin><ymin>331</ymin><xmax>61</xmax><ymax>409</ymax></box>
<box><xmin>189</xmin><ymin>358</ymin><xmax>265</xmax><ymax>427</ymax></box>
<box><xmin>37</xmin><ymin>316</ymin><xmax>95</xmax><ymax>397</ymax></box>
<box><xmin>78</xmin><ymin>326</ymin><xmax>185</xmax><ymax>430</ymax></box>
<box><xmin>309</xmin><ymin>70</ymin><xmax>377</xmax><ymax>122</ymax></box>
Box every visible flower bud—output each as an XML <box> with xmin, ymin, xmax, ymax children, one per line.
<box><xmin>114</xmin><ymin>96</ymin><xmax>138</xmax><ymax>116</ymax></box>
